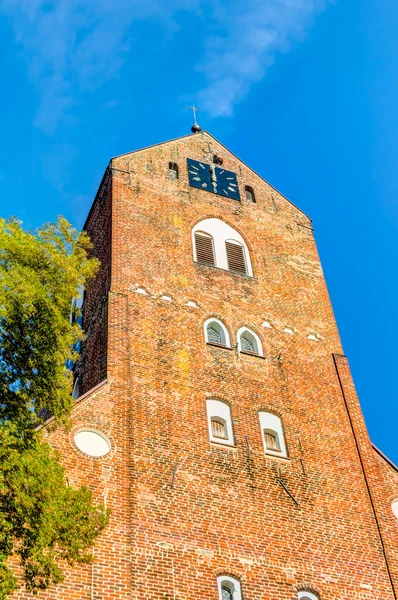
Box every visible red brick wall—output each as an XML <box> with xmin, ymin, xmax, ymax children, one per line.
<box><xmin>12</xmin><ymin>132</ymin><xmax>398</xmax><ymax>599</ymax></box>
<box><xmin>78</xmin><ymin>167</ymin><xmax>112</xmax><ymax>394</ymax></box>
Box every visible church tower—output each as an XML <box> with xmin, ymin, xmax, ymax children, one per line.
<box><xmin>22</xmin><ymin>130</ymin><xmax>398</xmax><ymax>599</ymax></box>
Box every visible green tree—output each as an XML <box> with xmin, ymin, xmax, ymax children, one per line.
<box><xmin>0</xmin><ymin>217</ymin><xmax>109</xmax><ymax>598</ymax></box>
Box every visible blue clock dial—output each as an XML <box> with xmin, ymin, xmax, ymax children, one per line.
<box><xmin>213</xmin><ymin>167</ymin><xmax>240</xmax><ymax>201</ymax></box>
<box><xmin>187</xmin><ymin>158</ymin><xmax>212</xmax><ymax>191</ymax></box>
<box><xmin>186</xmin><ymin>158</ymin><xmax>240</xmax><ymax>201</ymax></box>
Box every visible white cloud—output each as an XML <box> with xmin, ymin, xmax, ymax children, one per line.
<box><xmin>198</xmin><ymin>0</ymin><xmax>331</xmax><ymax>117</ymax></box>
<box><xmin>1</xmin><ymin>0</ymin><xmax>194</xmax><ymax>133</ymax></box>
<box><xmin>1</xmin><ymin>0</ymin><xmax>331</xmax><ymax>131</ymax></box>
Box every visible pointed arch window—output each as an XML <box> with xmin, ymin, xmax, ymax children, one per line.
<box><xmin>204</xmin><ymin>318</ymin><xmax>230</xmax><ymax>347</ymax></box>
<box><xmin>245</xmin><ymin>185</ymin><xmax>256</xmax><ymax>202</ymax></box>
<box><xmin>217</xmin><ymin>576</ymin><xmax>242</xmax><ymax>600</ymax></box>
<box><xmin>259</xmin><ymin>412</ymin><xmax>288</xmax><ymax>458</ymax></box>
<box><xmin>169</xmin><ymin>162</ymin><xmax>179</xmax><ymax>180</ymax></box>
<box><xmin>237</xmin><ymin>327</ymin><xmax>262</xmax><ymax>356</ymax></box>
<box><xmin>192</xmin><ymin>218</ymin><xmax>253</xmax><ymax>276</ymax></box>
<box><xmin>207</xmin><ymin>400</ymin><xmax>234</xmax><ymax>446</ymax></box>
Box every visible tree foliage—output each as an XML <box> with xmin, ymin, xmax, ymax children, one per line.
<box><xmin>0</xmin><ymin>217</ymin><xmax>109</xmax><ymax>598</ymax></box>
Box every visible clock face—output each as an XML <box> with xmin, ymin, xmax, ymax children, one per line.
<box><xmin>187</xmin><ymin>158</ymin><xmax>240</xmax><ymax>201</ymax></box>
<box><xmin>213</xmin><ymin>166</ymin><xmax>240</xmax><ymax>201</ymax></box>
<box><xmin>187</xmin><ymin>158</ymin><xmax>212</xmax><ymax>191</ymax></box>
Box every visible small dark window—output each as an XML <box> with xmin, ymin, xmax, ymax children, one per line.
<box><xmin>225</xmin><ymin>241</ymin><xmax>246</xmax><ymax>274</ymax></box>
<box><xmin>222</xmin><ymin>588</ymin><xmax>233</xmax><ymax>600</ymax></box>
<box><xmin>169</xmin><ymin>162</ymin><xmax>179</xmax><ymax>180</ymax></box>
<box><xmin>245</xmin><ymin>185</ymin><xmax>255</xmax><ymax>202</ymax></box>
<box><xmin>195</xmin><ymin>232</ymin><xmax>215</xmax><ymax>266</ymax></box>
<box><xmin>211</xmin><ymin>418</ymin><xmax>228</xmax><ymax>440</ymax></box>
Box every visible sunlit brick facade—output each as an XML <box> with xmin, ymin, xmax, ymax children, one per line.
<box><xmin>14</xmin><ymin>131</ymin><xmax>398</xmax><ymax>599</ymax></box>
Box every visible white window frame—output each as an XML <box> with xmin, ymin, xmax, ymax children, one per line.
<box><xmin>391</xmin><ymin>500</ymin><xmax>398</xmax><ymax>520</ymax></box>
<box><xmin>237</xmin><ymin>327</ymin><xmax>263</xmax><ymax>356</ymax></box>
<box><xmin>204</xmin><ymin>318</ymin><xmax>230</xmax><ymax>347</ymax></box>
<box><xmin>217</xmin><ymin>575</ymin><xmax>242</xmax><ymax>600</ymax></box>
<box><xmin>192</xmin><ymin>218</ymin><xmax>253</xmax><ymax>276</ymax></box>
<box><xmin>207</xmin><ymin>400</ymin><xmax>234</xmax><ymax>446</ymax></box>
<box><xmin>298</xmin><ymin>591</ymin><xmax>319</xmax><ymax>600</ymax></box>
<box><xmin>259</xmin><ymin>412</ymin><xmax>288</xmax><ymax>458</ymax></box>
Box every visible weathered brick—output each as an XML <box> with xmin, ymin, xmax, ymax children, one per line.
<box><xmin>12</xmin><ymin>131</ymin><xmax>398</xmax><ymax>599</ymax></box>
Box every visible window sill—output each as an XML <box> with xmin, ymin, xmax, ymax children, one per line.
<box><xmin>264</xmin><ymin>452</ymin><xmax>290</xmax><ymax>462</ymax></box>
<box><xmin>210</xmin><ymin>441</ymin><xmax>237</xmax><ymax>450</ymax></box>
<box><xmin>206</xmin><ymin>342</ymin><xmax>232</xmax><ymax>350</ymax></box>
<box><xmin>195</xmin><ymin>262</ymin><xmax>254</xmax><ymax>279</ymax></box>
<box><xmin>240</xmin><ymin>350</ymin><xmax>265</xmax><ymax>359</ymax></box>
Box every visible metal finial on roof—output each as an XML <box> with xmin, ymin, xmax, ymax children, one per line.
<box><xmin>187</xmin><ymin>104</ymin><xmax>202</xmax><ymax>133</ymax></box>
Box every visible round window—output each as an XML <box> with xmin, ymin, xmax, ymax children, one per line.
<box><xmin>74</xmin><ymin>429</ymin><xmax>111</xmax><ymax>457</ymax></box>
<box><xmin>392</xmin><ymin>500</ymin><xmax>398</xmax><ymax>520</ymax></box>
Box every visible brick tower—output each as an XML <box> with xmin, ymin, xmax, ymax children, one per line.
<box><xmin>19</xmin><ymin>131</ymin><xmax>398</xmax><ymax>599</ymax></box>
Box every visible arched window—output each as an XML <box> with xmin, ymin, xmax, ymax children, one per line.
<box><xmin>207</xmin><ymin>400</ymin><xmax>234</xmax><ymax>446</ymax></box>
<box><xmin>192</xmin><ymin>218</ymin><xmax>252</xmax><ymax>276</ymax></box>
<box><xmin>194</xmin><ymin>232</ymin><xmax>216</xmax><ymax>266</ymax></box>
<box><xmin>259</xmin><ymin>412</ymin><xmax>288</xmax><ymax>458</ymax></box>
<box><xmin>245</xmin><ymin>185</ymin><xmax>255</xmax><ymax>202</ymax></box>
<box><xmin>237</xmin><ymin>327</ymin><xmax>262</xmax><ymax>356</ymax></box>
<box><xmin>204</xmin><ymin>318</ymin><xmax>230</xmax><ymax>347</ymax></box>
<box><xmin>391</xmin><ymin>500</ymin><xmax>398</xmax><ymax>520</ymax></box>
<box><xmin>217</xmin><ymin>575</ymin><xmax>242</xmax><ymax>600</ymax></box>
<box><xmin>298</xmin><ymin>591</ymin><xmax>319</xmax><ymax>600</ymax></box>
<box><xmin>169</xmin><ymin>162</ymin><xmax>178</xmax><ymax>180</ymax></box>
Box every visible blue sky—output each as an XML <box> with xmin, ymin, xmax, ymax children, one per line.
<box><xmin>1</xmin><ymin>0</ymin><xmax>398</xmax><ymax>460</ymax></box>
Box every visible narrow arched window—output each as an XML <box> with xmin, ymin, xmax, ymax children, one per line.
<box><xmin>207</xmin><ymin>400</ymin><xmax>234</xmax><ymax>446</ymax></box>
<box><xmin>259</xmin><ymin>412</ymin><xmax>288</xmax><ymax>457</ymax></box>
<box><xmin>217</xmin><ymin>575</ymin><xmax>242</xmax><ymax>600</ymax></box>
<box><xmin>225</xmin><ymin>240</ymin><xmax>247</xmax><ymax>274</ymax></box>
<box><xmin>194</xmin><ymin>232</ymin><xmax>215</xmax><ymax>266</ymax></box>
<box><xmin>238</xmin><ymin>327</ymin><xmax>262</xmax><ymax>356</ymax></box>
<box><xmin>204</xmin><ymin>318</ymin><xmax>230</xmax><ymax>347</ymax></box>
<box><xmin>169</xmin><ymin>162</ymin><xmax>179</xmax><ymax>180</ymax></box>
<box><xmin>245</xmin><ymin>185</ymin><xmax>255</xmax><ymax>202</ymax></box>
<box><xmin>222</xmin><ymin>587</ymin><xmax>233</xmax><ymax>600</ymax></box>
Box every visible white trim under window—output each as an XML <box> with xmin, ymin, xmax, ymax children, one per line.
<box><xmin>217</xmin><ymin>575</ymin><xmax>242</xmax><ymax>600</ymax></box>
<box><xmin>259</xmin><ymin>412</ymin><xmax>288</xmax><ymax>458</ymax></box>
<box><xmin>207</xmin><ymin>400</ymin><xmax>234</xmax><ymax>446</ymax></box>
<box><xmin>204</xmin><ymin>318</ymin><xmax>230</xmax><ymax>347</ymax></box>
<box><xmin>237</xmin><ymin>327</ymin><xmax>263</xmax><ymax>356</ymax></box>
